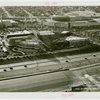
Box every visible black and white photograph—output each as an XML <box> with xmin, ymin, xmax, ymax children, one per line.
<box><xmin>0</xmin><ymin>1</ymin><xmax>100</xmax><ymax>98</ymax></box>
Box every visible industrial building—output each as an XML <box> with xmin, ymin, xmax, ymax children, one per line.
<box><xmin>0</xmin><ymin>6</ymin><xmax>99</xmax><ymax>92</ymax></box>
<box><xmin>44</xmin><ymin>10</ymin><xmax>100</xmax><ymax>29</ymax></box>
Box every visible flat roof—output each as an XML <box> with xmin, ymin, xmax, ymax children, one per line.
<box><xmin>39</xmin><ymin>31</ymin><xmax>55</xmax><ymax>35</ymax></box>
<box><xmin>61</xmin><ymin>31</ymin><xmax>69</xmax><ymax>34</ymax></box>
<box><xmin>0</xmin><ymin>19</ymin><xmax>17</xmax><ymax>23</ymax></box>
<box><xmin>8</xmin><ymin>30</ymin><xmax>32</xmax><ymax>36</ymax></box>
<box><xmin>65</xmin><ymin>36</ymin><xmax>88</xmax><ymax>41</ymax></box>
<box><xmin>22</xmin><ymin>39</ymin><xmax>39</xmax><ymax>45</ymax></box>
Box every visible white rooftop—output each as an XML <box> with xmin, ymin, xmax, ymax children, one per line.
<box><xmin>65</xmin><ymin>36</ymin><xmax>87</xmax><ymax>41</ymax></box>
<box><xmin>0</xmin><ymin>19</ymin><xmax>17</xmax><ymax>23</ymax></box>
<box><xmin>61</xmin><ymin>31</ymin><xmax>69</xmax><ymax>34</ymax></box>
<box><xmin>39</xmin><ymin>31</ymin><xmax>55</xmax><ymax>35</ymax></box>
<box><xmin>22</xmin><ymin>40</ymin><xmax>39</xmax><ymax>45</ymax></box>
<box><xmin>9</xmin><ymin>30</ymin><xmax>31</xmax><ymax>36</ymax></box>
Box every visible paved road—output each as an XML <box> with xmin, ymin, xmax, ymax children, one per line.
<box><xmin>20</xmin><ymin>7</ymin><xmax>34</xmax><ymax>18</ymax></box>
<box><xmin>0</xmin><ymin>52</ymin><xmax>99</xmax><ymax>91</ymax></box>
<box><xmin>0</xmin><ymin>70</ymin><xmax>74</xmax><ymax>92</ymax></box>
<box><xmin>1</xmin><ymin>7</ymin><xmax>12</xmax><ymax>18</ymax></box>
<box><xmin>0</xmin><ymin>52</ymin><xmax>100</xmax><ymax>79</ymax></box>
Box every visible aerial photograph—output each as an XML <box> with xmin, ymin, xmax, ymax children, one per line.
<box><xmin>0</xmin><ymin>6</ymin><xmax>100</xmax><ymax>92</ymax></box>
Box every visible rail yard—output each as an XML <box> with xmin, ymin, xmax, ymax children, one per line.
<box><xmin>0</xmin><ymin>6</ymin><xmax>100</xmax><ymax>92</ymax></box>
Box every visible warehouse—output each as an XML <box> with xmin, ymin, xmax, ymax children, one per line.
<box><xmin>65</xmin><ymin>36</ymin><xmax>90</xmax><ymax>47</ymax></box>
<box><xmin>0</xmin><ymin>19</ymin><xmax>18</xmax><ymax>28</ymax></box>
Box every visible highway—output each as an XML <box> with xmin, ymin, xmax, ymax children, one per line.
<box><xmin>0</xmin><ymin>52</ymin><xmax>99</xmax><ymax>91</ymax></box>
<box><xmin>0</xmin><ymin>70</ymin><xmax>74</xmax><ymax>92</ymax></box>
<box><xmin>0</xmin><ymin>62</ymin><xmax>99</xmax><ymax>91</ymax></box>
<box><xmin>0</xmin><ymin>52</ymin><xmax>100</xmax><ymax>91</ymax></box>
<box><xmin>0</xmin><ymin>52</ymin><xmax>100</xmax><ymax>80</ymax></box>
